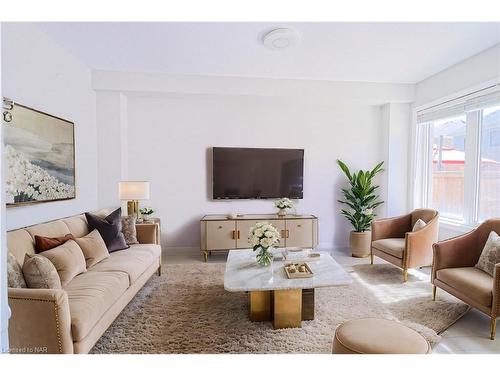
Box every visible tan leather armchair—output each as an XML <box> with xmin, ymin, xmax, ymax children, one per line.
<box><xmin>432</xmin><ymin>219</ymin><xmax>500</xmax><ymax>340</ymax></box>
<box><xmin>371</xmin><ymin>209</ymin><xmax>439</xmax><ymax>282</ymax></box>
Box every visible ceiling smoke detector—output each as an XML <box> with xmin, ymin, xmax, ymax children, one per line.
<box><xmin>263</xmin><ymin>28</ymin><xmax>300</xmax><ymax>51</ymax></box>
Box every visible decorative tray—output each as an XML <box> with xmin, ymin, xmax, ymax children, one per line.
<box><xmin>284</xmin><ymin>262</ymin><xmax>313</xmax><ymax>279</ymax></box>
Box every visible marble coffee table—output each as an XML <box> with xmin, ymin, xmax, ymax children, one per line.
<box><xmin>224</xmin><ymin>249</ymin><xmax>352</xmax><ymax>329</ymax></box>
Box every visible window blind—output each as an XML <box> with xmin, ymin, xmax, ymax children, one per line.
<box><xmin>417</xmin><ymin>84</ymin><xmax>500</xmax><ymax>123</ymax></box>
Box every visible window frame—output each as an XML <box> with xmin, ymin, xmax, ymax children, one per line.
<box><xmin>412</xmin><ymin>80</ymin><xmax>500</xmax><ymax>229</ymax></box>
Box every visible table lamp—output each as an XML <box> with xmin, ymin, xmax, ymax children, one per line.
<box><xmin>119</xmin><ymin>181</ymin><xmax>150</xmax><ymax>218</ymax></box>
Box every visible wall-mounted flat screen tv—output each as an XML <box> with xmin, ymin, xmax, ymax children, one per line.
<box><xmin>212</xmin><ymin>147</ymin><xmax>304</xmax><ymax>199</ymax></box>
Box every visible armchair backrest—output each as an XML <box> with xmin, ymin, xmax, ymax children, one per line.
<box><xmin>411</xmin><ymin>209</ymin><xmax>438</xmax><ymax>227</ymax></box>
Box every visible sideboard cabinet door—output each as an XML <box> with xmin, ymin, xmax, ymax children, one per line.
<box><xmin>206</xmin><ymin>221</ymin><xmax>237</xmax><ymax>250</ymax></box>
<box><xmin>285</xmin><ymin>219</ymin><xmax>313</xmax><ymax>248</ymax></box>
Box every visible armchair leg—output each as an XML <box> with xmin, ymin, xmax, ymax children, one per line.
<box><xmin>491</xmin><ymin>318</ymin><xmax>497</xmax><ymax>340</ymax></box>
<box><xmin>403</xmin><ymin>269</ymin><xmax>408</xmax><ymax>282</ymax></box>
<box><xmin>432</xmin><ymin>285</ymin><xmax>436</xmax><ymax>301</ymax></box>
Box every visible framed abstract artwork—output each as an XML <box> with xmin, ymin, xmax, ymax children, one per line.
<box><xmin>3</xmin><ymin>101</ymin><xmax>76</xmax><ymax>206</ymax></box>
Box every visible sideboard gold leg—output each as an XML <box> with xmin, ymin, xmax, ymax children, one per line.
<box><xmin>203</xmin><ymin>251</ymin><xmax>208</xmax><ymax>262</ymax></box>
<box><xmin>249</xmin><ymin>291</ymin><xmax>272</xmax><ymax>321</ymax></box>
<box><xmin>403</xmin><ymin>269</ymin><xmax>408</xmax><ymax>282</ymax></box>
<box><xmin>273</xmin><ymin>289</ymin><xmax>302</xmax><ymax>329</ymax></box>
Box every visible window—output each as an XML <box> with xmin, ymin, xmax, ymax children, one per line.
<box><xmin>414</xmin><ymin>86</ymin><xmax>500</xmax><ymax>226</ymax></box>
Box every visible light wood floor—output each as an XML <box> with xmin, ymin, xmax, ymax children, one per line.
<box><xmin>164</xmin><ymin>247</ymin><xmax>500</xmax><ymax>354</ymax></box>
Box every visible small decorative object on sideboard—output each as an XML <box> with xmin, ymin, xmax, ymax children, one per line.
<box><xmin>275</xmin><ymin>197</ymin><xmax>294</xmax><ymax>216</ymax></box>
<box><xmin>337</xmin><ymin>159</ymin><xmax>384</xmax><ymax>258</ymax></box>
<box><xmin>249</xmin><ymin>222</ymin><xmax>281</xmax><ymax>266</ymax></box>
<box><xmin>139</xmin><ymin>207</ymin><xmax>155</xmax><ymax>223</ymax></box>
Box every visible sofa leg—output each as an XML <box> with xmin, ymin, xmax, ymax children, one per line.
<box><xmin>432</xmin><ymin>285</ymin><xmax>436</xmax><ymax>301</ymax></box>
<box><xmin>491</xmin><ymin>318</ymin><xmax>497</xmax><ymax>340</ymax></box>
<box><xmin>157</xmin><ymin>265</ymin><xmax>162</xmax><ymax>276</ymax></box>
<box><xmin>370</xmin><ymin>253</ymin><xmax>374</xmax><ymax>265</ymax></box>
<box><xmin>403</xmin><ymin>269</ymin><xmax>408</xmax><ymax>282</ymax></box>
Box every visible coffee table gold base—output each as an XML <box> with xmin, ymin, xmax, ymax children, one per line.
<box><xmin>249</xmin><ymin>289</ymin><xmax>314</xmax><ymax>329</ymax></box>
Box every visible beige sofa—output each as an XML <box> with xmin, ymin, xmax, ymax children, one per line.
<box><xmin>7</xmin><ymin>208</ymin><xmax>162</xmax><ymax>354</ymax></box>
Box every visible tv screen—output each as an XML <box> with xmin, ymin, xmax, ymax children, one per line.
<box><xmin>212</xmin><ymin>147</ymin><xmax>304</xmax><ymax>199</ymax></box>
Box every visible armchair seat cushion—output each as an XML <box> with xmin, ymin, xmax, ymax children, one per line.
<box><xmin>372</xmin><ymin>238</ymin><xmax>405</xmax><ymax>259</ymax></box>
<box><xmin>436</xmin><ymin>267</ymin><xmax>493</xmax><ymax>307</ymax></box>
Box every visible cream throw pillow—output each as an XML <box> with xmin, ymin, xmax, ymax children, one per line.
<box><xmin>39</xmin><ymin>239</ymin><xmax>87</xmax><ymax>287</ymax></box>
<box><xmin>22</xmin><ymin>253</ymin><xmax>62</xmax><ymax>289</ymax></box>
<box><xmin>475</xmin><ymin>231</ymin><xmax>500</xmax><ymax>277</ymax></box>
<box><xmin>75</xmin><ymin>229</ymin><xmax>110</xmax><ymax>268</ymax></box>
<box><xmin>412</xmin><ymin>219</ymin><xmax>426</xmax><ymax>232</ymax></box>
<box><xmin>8</xmin><ymin>253</ymin><xmax>27</xmax><ymax>288</ymax></box>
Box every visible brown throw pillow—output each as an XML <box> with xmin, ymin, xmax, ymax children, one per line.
<box><xmin>85</xmin><ymin>208</ymin><xmax>129</xmax><ymax>252</ymax></box>
<box><xmin>8</xmin><ymin>253</ymin><xmax>27</xmax><ymax>288</ymax></box>
<box><xmin>39</xmin><ymin>240</ymin><xmax>87</xmax><ymax>287</ymax></box>
<box><xmin>75</xmin><ymin>229</ymin><xmax>110</xmax><ymax>268</ymax></box>
<box><xmin>121</xmin><ymin>215</ymin><xmax>139</xmax><ymax>245</ymax></box>
<box><xmin>22</xmin><ymin>254</ymin><xmax>62</xmax><ymax>289</ymax></box>
<box><xmin>34</xmin><ymin>233</ymin><xmax>75</xmax><ymax>253</ymax></box>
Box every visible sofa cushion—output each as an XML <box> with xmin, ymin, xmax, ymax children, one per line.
<box><xmin>436</xmin><ymin>267</ymin><xmax>493</xmax><ymax>307</ymax></box>
<box><xmin>62</xmin><ymin>215</ymin><xmax>90</xmax><ymax>238</ymax></box>
<box><xmin>65</xmin><ymin>270</ymin><xmax>129</xmax><ymax>341</ymax></box>
<box><xmin>26</xmin><ymin>220</ymin><xmax>71</xmax><ymax>239</ymax></box>
<box><xmin>39</xmin><ymin>240</ymin><xmax>87</xmax><ymax>287</ymax></box>
<box><xmin>75</xmin><ymin>229</ymin><xmax>110</xmax><ymax>268</ymax></box>
<box><xmin>89</xmin><ymin>244</ymin><xmax>161</xmax><ymax>284</ymax></box>
<box><xmin>7</xmin><ymin>229</ymin><xmax>35</xmax><ymax>265</ymax></box>
<box><xmin>372</xmin><ymin>238</ymin><xmax>405</xmax><ymax>259</ymax></box>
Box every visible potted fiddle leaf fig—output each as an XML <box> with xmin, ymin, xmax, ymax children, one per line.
<box><xmin>337</xmin><ymin>159</ymin><xmax>384</xmax><ymax>257</ymax></box>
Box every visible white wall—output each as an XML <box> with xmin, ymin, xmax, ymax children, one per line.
<box><xmin>415</xmin><ymin>44</ymin><xmax>500</xmax><ymax>108</ymax></box>
<box><xmin>1</xmin><ymin>23</ymin><xmax>98</xmax><ymax>230</ymax></box>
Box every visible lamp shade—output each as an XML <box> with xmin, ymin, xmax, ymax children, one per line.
<box><xmin>119</xmin><ymin>181</ymin><xmax>150</xmax><ymax>200</ymax></box>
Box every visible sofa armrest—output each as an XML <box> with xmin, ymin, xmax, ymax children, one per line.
<box><xmin>371</xmin><ymin>214</ymin><xmax>412</xmax><ymax>241</ymax></box>
<box><xmin>431</xmin><ymin>229</ymin><xmax>479</xmax><ymax>282</ymax></box>
<box><xmin>136</xmin><ymin>223</ymin><xmax>159</xmax><ymax>245</ymax></box>
<box><xmin>8</xmin><ymin>288</ymin><xmax>73</xmax><ymax>354</ymax></box>
<box><xmin>405</xmin><ymin>214</ymin><xmax>439</xmax><ymax>268</ymax></box>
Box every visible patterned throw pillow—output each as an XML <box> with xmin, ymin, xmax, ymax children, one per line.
<box><xmin>475</xmin><ymin>231</ymin><xmax>500</xmax><ymax>277</ymax></box>
<box><xmin>22</xmin><ymin>253</ymin><xmax>62</xmax><ymax>289</ymax></box>
<box><xmin>412</xmin><ymin>219</ymin><xmax>426</xmax><ymax>232</ymax></box>
<box><xmin>121</xmin><ymin>215</ymin><xmax>139</xmax><ymax>245</ymax></box>
<box><xmin>7</xmin><ymin>253</ymin><xmax>27</xmax><ymax>288</ymax></box>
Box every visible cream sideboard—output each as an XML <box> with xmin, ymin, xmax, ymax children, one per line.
<box><xmin>200</xmin><ymin>214</ymin><xmax>319</xmax><ymax>261</ymax></box>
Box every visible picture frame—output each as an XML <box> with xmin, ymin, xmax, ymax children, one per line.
<box><xmin>3</xmin><ymin>101</ymin><xmax>76</xmax><ymax>207</ymax></box>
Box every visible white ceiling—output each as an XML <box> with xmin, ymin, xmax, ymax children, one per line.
<box><xmin>37</xmin><ymin>22</ymin><xmax>500</xmax><ymax>84</ymax></box>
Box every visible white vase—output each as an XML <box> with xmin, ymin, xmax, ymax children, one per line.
<box><xmin>277</xmin><ymin>208</ymin><xmax>287</xmax><ymax>217</ymax></box>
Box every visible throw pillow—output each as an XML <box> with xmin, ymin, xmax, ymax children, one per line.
<box><xmin>34</xmin><ymin>233</ymin><xmax>75</xmax><ymax>253</ymax></box>
<box><xmin>85</xmin><ymin>208</ymin><xmax>129</xmax><ymax>252</ymax></box>
<box><xmin>75</xmin><ymin>229</ymin><xmax>110</xmax><ymax>268</ymax></box>
<box><xmin>39</xmin><ymin>240</ymin><xmax>87</xmax><ymax>287</ymax></box>
<box><xmin>7</xmin><ymin>253</ymin><xmax>27</xmax><ymax>288</ymax></box>
<box><xmin>121</xmin><ymin>215</ymin><xmax>139</xmax><ymax>245</ymax></box>
<box><xmin>412</xmin><ymin>219</ymin><xmax>426</xmax><ymax>232</ymax></box>
<box><xmin>22</xmin><ymin>253</ymin><xmax>62</xmax><ymax>289</ymax></box>
<box><xmin>475</xmin><ymin>231</ymin><xmax>500</xmax><ymax>277</ymax></box>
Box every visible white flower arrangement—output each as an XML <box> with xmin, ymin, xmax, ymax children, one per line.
<box><xmin>5</xmin><ymin>145</ymin><xmax>75</xmax><ymax>203</ymax></box>
<box><xmin>139</xmin><ymin>207</ymin><xmax>155</xmax><ymax>215</ymax></box>
<box><xmin>248</xmin><ymin>222</ymin><xmax>281</xmax><ymax>266</ymax></box>
<box><xmin>275</xmin><ymin>197</ymin><xmax>294</xmax><ymax>209</ymax></box>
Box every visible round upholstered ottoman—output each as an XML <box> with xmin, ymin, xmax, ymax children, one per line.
<box><xmin>332</xmin><ymin>318</ymin><xmax>431</xmax><ymax>354</ymax></box>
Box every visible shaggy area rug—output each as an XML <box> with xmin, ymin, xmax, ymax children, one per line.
<box><xmin>91</xmin><ymin>263</ymin><xmax>469</xmax><ymax>354</ymax></box>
